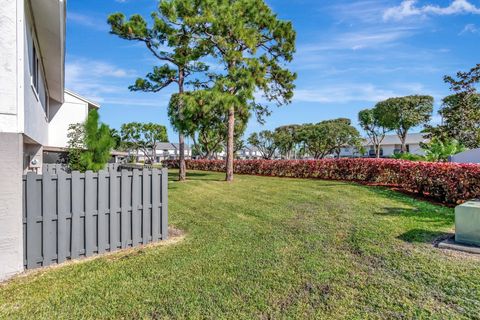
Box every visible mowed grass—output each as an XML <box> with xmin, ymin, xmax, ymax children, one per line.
<box><xmin>1</xmin><ymin>170</ymin><xmax>479</xmax><ymax>319</ymax></box>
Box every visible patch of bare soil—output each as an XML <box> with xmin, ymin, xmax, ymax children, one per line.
<box><xmin>2</xmin><ymin>227</ymin><xmax>186</xmax><ymax>285</ymax></box>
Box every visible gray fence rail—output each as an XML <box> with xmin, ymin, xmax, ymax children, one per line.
<box><xmin>23</xmin><ymin>168</ymin><xmax>168</xmax><ymax>270</ymax></box>
<box><xmin>43</xmin><ymin>163</ymin><xmax>121</xmax><ymax>174</ymax></box>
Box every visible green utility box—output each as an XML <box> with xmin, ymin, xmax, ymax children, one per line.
<box><xmin>456</xmin><ymin>200</ymin><xmax>480</xmax><ymax>247</ymax></box>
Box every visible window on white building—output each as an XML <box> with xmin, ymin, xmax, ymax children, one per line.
<box><xmin>30</xmin><ymin>30</ymin><xmax>48</xmax><ymax>116</ymax></box>
<box><xmin>32</xmin><ymin>46</ymin><xmax>39</xmax><ymax>91</ymax></box>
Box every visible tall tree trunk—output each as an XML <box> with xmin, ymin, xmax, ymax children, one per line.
<box><xmin>226</xmin><ymin>106</ymin><xmax>235</xmax><ymax>182</ymax></box>
<box><xmin>400</xmin><ymin>131</ymin><xmax>407</xmax><ymax>153</ymax></box>
<box><xmin>178</xmin><ymin>133</ymin><xmax>186</xmax><ymax>181</ymax></box>
<box><xmin>178</xmin><ymin>70</ymin><xmax>186</xmax><ymax>181</ymax></box>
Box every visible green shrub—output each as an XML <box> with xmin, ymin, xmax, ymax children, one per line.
<box><xmin>393</xmin><ymin>153</ymin><xmax>425</xmax><ymax>161</ymax></box>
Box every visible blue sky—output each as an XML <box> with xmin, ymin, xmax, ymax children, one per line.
<box><xmin>66</xmin><ymin>0</ymin><xmax>480</xmax><ymax>140</ymax></box>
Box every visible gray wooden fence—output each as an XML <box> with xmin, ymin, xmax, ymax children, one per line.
<box><xmin>22</xmin><ymin>167</ymin><xmax>168</xmax><ymax>270</ymax></box>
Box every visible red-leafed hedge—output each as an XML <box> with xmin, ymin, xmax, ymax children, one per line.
<box><xmin>163</xmin><ymin>159</ymin><xmax>480</xmax><ymax>204</ymax></box>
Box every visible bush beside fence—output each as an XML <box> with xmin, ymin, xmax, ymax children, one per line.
<box><xmin>164</xmin><ymin>159</ymin><xmax>480</xmax><ymax>204</ymax></box>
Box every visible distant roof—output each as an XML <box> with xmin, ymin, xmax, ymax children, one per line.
<box><xmin>64</xmin><ymin>89</ymin><xmax>100</xmax><ymax>109</ymax></box>
<box><xmin>246</xmin><ymin>146</ymin><xmax>260</xmax><ymax>152</ymax></box>
<box><xmin>155</xmin><ymin>142</ymin><xmax>192</xmax><ymax>151</ymax></box>
<box><xmin>364</xmin><ymin>133</ymin><xmax>427</xmax><ymax>146</ymax></box>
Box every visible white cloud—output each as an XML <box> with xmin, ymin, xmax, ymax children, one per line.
<box><xmin>293</xmin><ymin>83</ymin><xmax>438</xmax><ymax>104</ymax></box>
<box><xmin>65</xmin><ymin>59</ymin><xmax>137</xmax><ymax>101</ymax></box>
<box><xmin>65</xmin><ymin>58</ymin><xmax>174</xmax><ymax>108</ymax></box>
<box><xmin>66</xmin><ymin>59</ymin><xmax>133</xmax><ymax>80</ymax></box>
<box><xmin>383</xmin><ymin>0</ymin><xmax>480</xmax><ymax>21</ymax></box>
<box><xmin>329</xmin><ymin>1</ymin><xmax>392</xmax><ymax>24</ymax></box>
<box><xmin>100</xmin><ymin>97</ymin><xmax>170</xmax><ymax>108</ymax></box>
<box><xmin>298</xmin><ymin>27</ymin><xmax>414</xmax><ymax>53</ymax></box>
<box><xmin>68</xmin><ymin>12</ymin><xmax>109</xmax><ymax>31</ymax></box>
<box><xmin>293</xmin><ymin>85</ymin><xmax>396</xmax><ymax>104</ymax></box>
<box><xmin>460</xmin><ymin>23</ymin><xmax>479</xmax><ymax>34</ymax></box>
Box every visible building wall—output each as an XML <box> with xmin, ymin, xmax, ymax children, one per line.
<box><xmin>408</xmin><ymin>143</ymin><xmax>425</xmax><ymax>156</ymax></box>
<box><xmin>0</xmin><ymin>0</ymin><xmax>21</xmax><ymax>133</ymax></box>
<box><xmin>48</xmin><ymin>92</ymin><xmax>89</xmax><ymax>148</ymax></box>
<box><xmin>0</xmin><ymin>133</ymin><xmax>24</xmax><ymax>280</ymax></box>
<box><xmin>23</xmin><ymin>1</ymin><xmax>49</xmax><ymax>145</ymax></box>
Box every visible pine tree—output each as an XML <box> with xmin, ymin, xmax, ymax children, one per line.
<box><xmin>190</xmin><ymin>0</ymin><xmax>297</xmax><ymax>181</ymax></box>
<box><xmin>80</xmin><ymin>109</ymin><xmax>115</xmax><ymax>172</ymax></box>
<box><xmin>108</xmin><ymin>0</ymin><xmax>208</xmax><ymax>181</ymax></box>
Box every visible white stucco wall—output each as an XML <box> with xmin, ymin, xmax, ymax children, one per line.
<box><xmin>0</xmin><ymin>0</ymin><xmax>25</xmax><ymax>282</ymax></box>
<box><xmin>23</xmin><ymin>3</ymin><xmax>49</xmax><ymax>145</ymax></box>
<box><xmin>408</xmin><ymin>143</ymin><xmax>425</xmax><ymax>156</ymax></box>
<box><xmin>0</xmin><ymin>0</ymin><xmax>21</xmax><ymax>133</ymax></box>
<box><xmin>0</xmin><ymin>133</ymin><xmax>24</xmax><ymax>281</ymax></box>
<box><xmin>48</xmin><ymin>92</ymin><xmax>89</xmax><ymax>148</ymax></box>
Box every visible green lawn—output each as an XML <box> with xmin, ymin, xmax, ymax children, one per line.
<box><xmin>1</xmin><ymin>170</ymin><xmax>479</xmax><ymax>319</ymax></box>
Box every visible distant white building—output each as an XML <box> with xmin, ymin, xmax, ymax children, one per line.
<box><xmin>136</xmin><ymin>143</ymin><xmax>192</xmax><ymax>162</ymax></box>
<box><xmin>365</xmin><ymin>133</ymin><xmax>427</xmax><ymax>157</ymax></box>
<box><xmin>238</xmin><ymin>146</ymin><xmax>262</xmax><ymax>159</ymax></box>
<box><xmin>48</xmin><ymin>90</ymin><xmax>99</xmax><ymax>148</ymax></box>
<box><xmin>337</xmin><ymin>133</ymin><xmax>428</xmax><ymax>158</ymax></box>
<box><xmin>44</xmin><ymin>90</ymin><xmax>101</xmax><ymax>163</ymax></box>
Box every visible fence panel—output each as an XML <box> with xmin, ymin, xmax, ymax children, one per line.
<box><xmin>23</xmin><ymin>168</ymin><xmax>168</xmax><ymax>270</ymax></box>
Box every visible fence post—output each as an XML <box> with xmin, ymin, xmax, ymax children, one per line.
<box><xmin>42</xmin><ymin>171</ymin><xmax>55</xmax><ymax>266</ymax></box>
<box><xmin>71</xmin><ymin>171</ymin><xmax>82</xmax><ymax>259</ymax></box>
<box><xmin>161</xmin><ymin>168</ymin><xmax>168</xmax><ymax>240</ymax></box>
<box><xmin>98</xmin><ymin>170</ymin><xmax>108</xmax><ymax>254</ymax></box>
<box><xmin>25</xmin><ymin>172</ymin><xmax>39</xmax><ymax>269</ymax></box>
<box><xmin>120</xmin><ymin>170</ymin><xmax>129</xmax><ymax>249</ymax></box>
<box><xmin>85</xmin><ymin>171</ymin><xmax>95</xmax><ymax>257</ymax></box>
<box><xmin>109</xmin><ymin>167</ymin><xmax>118</xmax><ymax>252</ymax></box>
<box><xmin>142</xmin><ymin>169</ymin><xmax>150</xmax><ymax>245</ymax></box>
<box><xmin>132</xmin><ymin>169</ymin><xmax>141</xmax><ymax>246</ymax></box>
<box><xmin>151</xmin><ymin>169</ymin><xmax>160</xmax><ymax>241</ymax></box>
<box><xmin>57</xmin><ymin>170</ymin><xmax>68</xmax><ymax>263</ymax></box>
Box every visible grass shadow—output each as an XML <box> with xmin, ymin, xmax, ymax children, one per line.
<box><xmin>168</xmin><ymin>170</ymin><xmax>224</xmax><ymax>182</ymax></box>
<box><xmin>376</xmin><ymin>207</ymin><xmax>454</xmax><ymax>226</ymax></box>
<box><xmin>398</xmin><ymin>229</ymin><xmax>453</xmax><ymax>244</ymax></box>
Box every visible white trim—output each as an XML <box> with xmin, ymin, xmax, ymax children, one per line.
<box><xmin>64</xmin><ymin>89</ymin><xmax>101</xmax><ymax>109</ymax></box>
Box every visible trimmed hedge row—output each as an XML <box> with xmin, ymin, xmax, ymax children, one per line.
<box><xmin>164</xmin><ymin>159</ymin><xmax>480</xmax><ymax>204</ymax></box>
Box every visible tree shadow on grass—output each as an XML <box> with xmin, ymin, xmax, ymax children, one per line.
<box><xmin>376</xmin><ymin>207</ymin><xmax>454</xmax><ymax>226</ymax></box>
<box><xmin>397</xmin><ymin>229</ymin><xmax>454</xmax><ymax>244</ymax></box>
<box><xmin>167</xmin><ymin>171</ymin><xmax>224</xmax><ymax>182</ymax></box>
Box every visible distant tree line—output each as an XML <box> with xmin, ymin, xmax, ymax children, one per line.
<box><xmin>247</xmin><ymin>62</ymin><xmax>480</xmax><ymax>162</ymax></box>
<box><xmin>247</xmin><ymin>119</ymin><xmax>362</xmax><ymax>160</ymax></box>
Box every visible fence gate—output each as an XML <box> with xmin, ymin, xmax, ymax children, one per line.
<box><xmin>22</xmin><ymin>168</ymin><xmax>168</xmax><ymax>269</ymax></box>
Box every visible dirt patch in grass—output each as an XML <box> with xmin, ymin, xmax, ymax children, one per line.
<box><xmin>1</xmin><ymin>227</ymin><xmax>186</xmax><ymax>285</ymax></box>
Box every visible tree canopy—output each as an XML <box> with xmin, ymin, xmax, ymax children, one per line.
<box><xmin>295</xmin><ymin>119</ymin><xmax>360</xmax><ymax>159</ymax></box>
<box><xmin>186</xmin><ymin>0</ymin><xmax>297</xmax><ymax>180</ymax></box>
<box><xmin>168</xmin><ymin>90</ymin><xmax>249</xmax><ymax>159</ymax></box>
<box><xmin>375</xmin><ymin>95</ymin><xmax>433</xmax><ymax>153</ymax></box>
<box><xmin>426</xmin><ymin>64</ymin><xmax>480</xmax><ymax>148</ymax></box>
<box><xmin>120</xmin><ymin>122</ymin><xmax>168</xmax><ymax>163</ymax></box>
<box><xmin>274</xmin><ymin>125</ymin><xmax>300</xmax><ymax>159</ymax></box>
<box><xmin>108</xmin><ymin>0</ymin><xmax>209</xmax><ymax>180</ymax></box>
<box><xmin>358</xmin><ymin>108</ymin><xmax>389</xmax><ymax>158</ymax></box>
<box><xmin>247</xmin><ymin>130</ymin><xmax>277</xmax><ymax>160</ymax></box>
